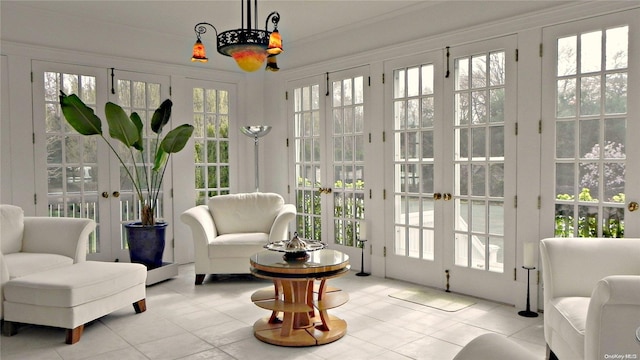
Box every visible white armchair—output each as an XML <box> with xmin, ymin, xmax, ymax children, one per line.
<box><xmin>540</xmin><ymin>237</ymin><xmax>640</xmax><ymax>360</ymax></box>
<box><xmin>181</xmin><ymin>192</ymin><xmax>296</xmax><ymax>284</ymax></box>
<box><xmin>0</xmin><ymin>204</ymin><xmax>96</xmax><ymax>319</ymax></box>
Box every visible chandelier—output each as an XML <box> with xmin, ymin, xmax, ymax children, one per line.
<box><xmin>191</xmin><ymin>0</ymin><xmax>282</xmax><ymax>72</ymax></box>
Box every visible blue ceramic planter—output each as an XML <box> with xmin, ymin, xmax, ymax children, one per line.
<box><xmin>125</xmin><ymin>222</ymin><xmax>167</xmax><ymax>269</ymax></box>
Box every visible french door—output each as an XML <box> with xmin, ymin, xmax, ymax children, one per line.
<box><xmin>289</xmin><ymin>66</ymin><xmax>369</xmax><ymax>259</ymax></box>
<box><xmin>33</xmin><ymin>62</ymin><xmax>171</xmax><ymax>262</ymax></box>
<box><xmin>386</xmin><ymin>36</ymin><xmax>517</xmax><ymax>301</ymax></box>
<box><xmin>385</xmin><ymin>51</ymin><xmax>445</xmax><ymax>286</ymax></box>
<box><xmin>541</xmin><ymin>9</ymin><xmax>640</xmax><ymax>239</ymax></box>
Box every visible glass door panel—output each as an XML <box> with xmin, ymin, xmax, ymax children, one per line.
<box><xmin>542</xmin><ymin>9</ymin><xmax>640</xmax><ymax>239</ymax></box>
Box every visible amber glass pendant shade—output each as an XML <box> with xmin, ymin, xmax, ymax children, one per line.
<box><xmin>267</xmin><ymin>30</ymin><xmax>283</xmax><ymax>55</ymax></box>
<box><xmin>191</xmin><ymin>39</ymin><xmax>208</xmax><ymax>62</ymax></box>
<box><xmin>265</xmin><ymin>55</ymin><xmax>279</xmax><ymax>72</ymax></box>
<box><xmin>228</xmin><ymin>45</ymin><xmax>268</xmax><ymax>72</ymax></box>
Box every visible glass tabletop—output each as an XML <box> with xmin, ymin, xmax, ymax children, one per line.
<box><xmin>250</xmin><ymin>249</ymin><xmax>349</xmax><ymax>276</ymax></box>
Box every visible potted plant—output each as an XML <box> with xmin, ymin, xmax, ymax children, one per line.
<box><xmin>59</xmin><ymin>92</ymin><xmax>194</xmax><ymax>269</ymax></box>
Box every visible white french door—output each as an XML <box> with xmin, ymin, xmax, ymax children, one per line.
<box><xmin>385</xmin><ymin>51</ymin><xmax>445</xmax><ymax>286</ymax></box>
<box><xmin>33</xmin><ymin>62</ymin><xmax>112</xmax><ymax>261</ymax></box>
<box><xmin>386</xmin><ymin>36</ymin><xmax>517</xmax><ymax>301</ymax></box>
<box><xmin>33</xmin><ymin>63</ymin><xmax>171</xmax><ymax>262</ymax></box>
<box><xmin>443</xmin><ymin>36</ymin><xmax>517</xmax><ymax>301</ymax></box>
<box><xmin>289</xmin><ymin>66</ymin><xmax>369</xmax><ymax>259</ymax></box>
<box><xmin>541</xmin><ymin>9</ymin><xmax>640</xmax><ymax>239</ymax></box>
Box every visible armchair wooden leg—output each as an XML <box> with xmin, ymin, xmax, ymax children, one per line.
<box><xmin>2</xmin><ymin>320</ymin><xmax>18</xmax><ymax>337</ymax></box>
<box><xmin>195</xmin><ymin>274</ymin><xmax>206</xmax><ymax>285</ymax></box>
<box><xmin>133</xmin><ymin>299</ymin><xmax>147</xmax><ymax>313</ymax></box>
<box><xmin>65</xmin><ymin>325</ymin><xmax>84</xmax><ymax>344</ymax></box>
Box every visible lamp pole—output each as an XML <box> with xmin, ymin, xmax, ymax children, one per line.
<box><xmin>241</xmin><ymin>126</ymin><xmax>271</xmax><ymax>192</ymax></box>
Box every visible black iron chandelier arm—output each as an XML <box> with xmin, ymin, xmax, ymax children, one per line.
<box><xmin>194</xmin><ymin>22</ymin><xmax>219</xmax><ymax>40</ymax></box>
<box><xmin>265</xmin><ymin>11</ymin><xmax>280</xmax><ymax>31</ymax></box>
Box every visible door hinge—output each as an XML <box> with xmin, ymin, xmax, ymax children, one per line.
<box><xmin>172</xmin><ymin>239</ymin><xmax>175</xmax><ymax>248</ymax></box>
<box><xmin>170</xmin><ymin>188</ymin><xmax>174</xmax><ymax>198</ymax></box>
<box><xmin>285</xmin><ymin>91</ymin><xmax>288</xmax><ymax>100</ymax></box>
<box><xmin>287</xmin><ymin>185</ymin><xmax>290</xmax><ymax>194</ymax></box>
<box><xmin>537</xmin><ymin>270</ymin><xmax>540</xmax><ymax>285</ymax></box>
<box><xmin>382</xmin><ymin>73</ymin><xmax>385</xmax><ymax>84</ymax></box>
<box><xmin>515</xmin><ymin>49</ymin><xmax>519</xmax><ymax>62</ymax></box>
<box><xmin>515</xmin><ymin>122</ymin><xmax>518</xmax><ymax>136</ymax></box>
<box><xmin>369</xmin><ymin>189</ymin><xmax>372</xmax><ymax>199</ymax></box>
<box><xmin>32</xmin><ymin>132</ymin><xmax>36</xmax><ymax>144</ymax></box>
<box><xmin>286</xmin><ymin>138</ymin><xmax>289</xmax><ymax>147</ymax></box>
<box><xmin>368</xmin><ymin>133</ymin><xmax>371</xmax><ymax>143</ymax></box>
<box><xmin>383</xmin><ymin>189</ymin><xmax>387</xmax><ymax>200</ymax></box>
<box><xmin>169</xmin><ymin>86</ymin><xmax>172</xmax><ymax>96</ymax></box>
<box><xmin>382</xmin><ymin>131</ymin><xmax>386</xmax><ymax>142</ymax></box>
<box><xmin>514</xmin><ymin>268</ymin><xmax>517</xmax><ymax>281</ymax></box>
<box><xmin>368</xmin><ymin>76</ymin><xmax>371</xmax><ymax>87</ymax></box>
<box><xmin>539</xmin><ymin>119</ymin><xmax>542</xmax><ymax>134</ymax></box>
<box><xmin>383</xmin><ymin>246</ymin><xmax>387</xmax><ymax>257</ymax></box>
<box><xmin>514</xmin><ymin>195</ymin><xmax>517</xmax><ymax>208</ymax></box>
<box><xmin>34</xmin><ymin>193</ymin><xmax>37</xmax><ymax>205</ymax></box>
<box><xmin>31</xmin><ymin>71</ymin><xmax>34</xmax><ymax>83</ymax></box>
<box><xmin>539</xmin><ymin>43</ymin><xmax>543</xmax><ymax>57</ymax></box>
<box><xmin>538</xmin><ymin>195</ymin><xmax>541</xmax><ymax>209</ymax></box>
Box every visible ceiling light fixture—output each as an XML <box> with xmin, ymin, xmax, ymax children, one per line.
<box><xmin>192</xmin><ymin>0</ymin><xmax>282</xmax><ymax>72</ymax></box>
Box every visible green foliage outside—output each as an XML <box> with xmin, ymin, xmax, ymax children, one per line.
<box><xmin>296</xmin><ymin>177</ymin><xmax>365</xmax><ymax>247</ymax></box>
<box><xmin>555</xmin><ymin>188</ymin><xmax>625</xmax><ymax>238</ymax></box>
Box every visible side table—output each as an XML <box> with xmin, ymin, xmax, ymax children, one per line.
<box><xmin>249</xmin><ymin>249</ymin><xmax>350</xmax><ymax>346</ymax></box>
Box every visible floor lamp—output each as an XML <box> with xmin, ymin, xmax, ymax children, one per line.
<box><xmin>241</xmin><ymin>126</ymin><xmax>271</xmax><ymax>192</ymax></box>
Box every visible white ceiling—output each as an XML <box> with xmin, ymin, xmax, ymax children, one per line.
<box><xmin>1</xmin><ymin>1</ymin><xmax>575</xmax><ymax>70</ymax></box>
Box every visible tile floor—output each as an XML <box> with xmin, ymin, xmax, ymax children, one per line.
<box><xmin>0</xmin><ymin>264</ymin><xmax>546</xmax><ymax>360</ymax></box>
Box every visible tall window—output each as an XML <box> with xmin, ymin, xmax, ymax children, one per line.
<box><xmin>193</xmin><ymin>87</ymin><xmax>230</xmax><ymax>204</ymax></box>
<box><xmin>393</xmin><ymin>64</ymin><xmax>436</xmax><ymax>260</ymax></box>
<box><xmin>553</xmin><ymin>26</ymin><xmax>628</xmax><ymax>238</ymax></box>
<box><xmin>44</xmin><ymin>71</ymin><xmax>99</xmax><ymax>252</ymax></box>
<box><xmin>453</xmin><ymin>51</ymin><xmax>506</xmax><ymax>272</ymax></box>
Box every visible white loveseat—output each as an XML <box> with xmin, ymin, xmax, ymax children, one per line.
<box><xmin>540</xmin><ymin>237</ymin><xmax>640</xmax><ymax>360</ymax></box>
<box><xmin>181</xmin><ymin>192</ymin><xmax>296</xmax><ymax>284</ymax></box>
<box><xmin>0</xmin><ymin>204</ymin><xmax>95</xmax><ymax>319</ymax></box>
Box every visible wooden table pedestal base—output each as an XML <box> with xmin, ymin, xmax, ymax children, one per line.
<box><xmin>253</xmin><ymin>315</ymin><xmax>347</xmax><ymax>346</ymax></box>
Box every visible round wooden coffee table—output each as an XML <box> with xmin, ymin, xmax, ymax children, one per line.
<box><xmin>249</xmin><ymin>249</ymin><xmax>350</xmax><ymax>346</ymax></box>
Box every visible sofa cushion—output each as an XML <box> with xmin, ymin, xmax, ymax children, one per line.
<box><xmin>4</xmin><ymin>261</ymin><xmax>147</xmax><ymax>307</ymax></box>
<box><xmin>1</xmin><ymin>204</ymin><xmax>24</xmax><ymax>254</ymax></box>
<box><xmin>209</xmin><ymin>193</ymin><xmax>283</xmax><ymax>235</ymax></box>
<box><xmin>4</xmin><ymin>252</ymin><xmax>74</xmax><ymax>279</ymax></box>
<box><xmin>547</xmin><ymin>296</ymin><xmax>590</xmax><ymax>358</ymax></box>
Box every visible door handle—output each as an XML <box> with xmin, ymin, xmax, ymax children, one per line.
<box><xmin>112</xmin><ymin>191</ymin><xmax>120</xmax><ymax>198</ymax></box>
<box><xmin>629</xmin><ymin>201</ymin><xmax>639</xmax><ymax>212</ymax></box>
<box><xmin>433</xmin><ymin>193</ymin><xmax>442</xmax><ymax>200</ymax></box>
<box><xmin>102</xmin><ymin>191</ymin><xmax>109</xmax><ymax>198</ymax></box>
<box><xmin>443</xmin><ymin>193</ymin><xmax>452</xmax><ymax>201</ymax></box>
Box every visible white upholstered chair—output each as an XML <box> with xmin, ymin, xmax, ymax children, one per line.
<box><xmin>0</xmin><ymin>204</ymin><xmax>96</xmax><ymax>319</ymax></box>
<box><xmin>540</xmin><ymin>237</ymin><xmax>640</xmax><ymax>360</ymax></box>
<box><xmin>181</xmin><ymin>192</ymin><xmax>296</xmax><ymax>284</ymax></box>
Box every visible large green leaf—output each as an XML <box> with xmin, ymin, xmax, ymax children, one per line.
<box><xmin>151</xmin><ymin>99</ymin><xmax>172</xmax><ymax>134</ymax></box>
<box><xmin>160</xmin><ymin>124</ymin><xmax>194</xmax><ymax>153</ymax></box>
<box><xmin>104</xmin><ymin>102</ymin><xmax>139</xmax><ymax>147</ymax></box>
<box><xmin>130</xmin><ymin>112</ymin><xmax>144</xmax><ymax>151</ymax></box>
<box><xmin>153</xmin><ymin>147</ymin><xmax>169</xmax><ymax>172</ymax></box>
<box><xmin>59</xmin><ymin>92</ymin><xmax>103</xmax><ymax>136</ymax></box>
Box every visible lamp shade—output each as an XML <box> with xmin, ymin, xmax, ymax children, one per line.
<box><xmin>265</xmin><ymin>56</ymin><xmax>279</xmax><ymax>72</ymax></box>
<box><xmin>267</xmin><ymin>29</ymin><xmax>283</xmax><ymax>55</ymax></box>
<box><xmin>191</xmin><ymin>39</ymin><xmax>208</xmax><ymax>62</ymax></box>
<box><xmin>228</xmin><ymin>45</ymin><xmax>268</xmax><ymax>72</ymax></box>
